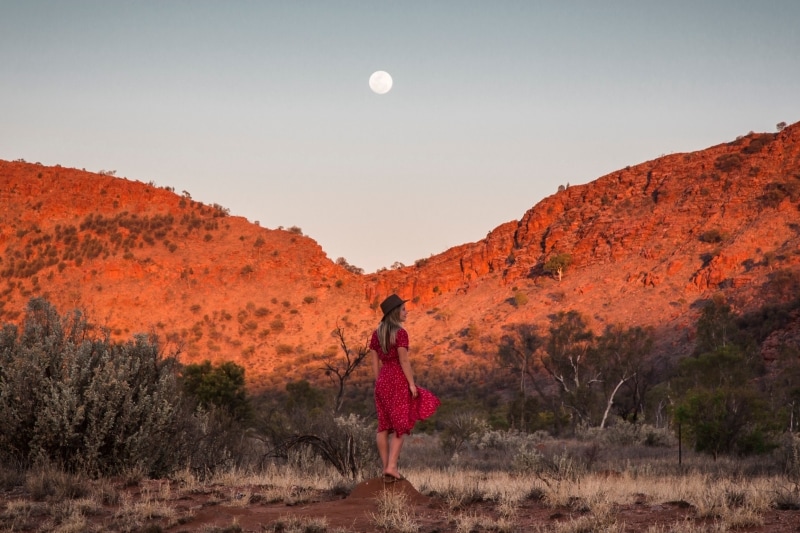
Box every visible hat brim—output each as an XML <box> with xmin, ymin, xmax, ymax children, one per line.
<box><xmin>381</xmin><ymin>299</ymin><xmax>408</xmax><ymax>320</ymax></box>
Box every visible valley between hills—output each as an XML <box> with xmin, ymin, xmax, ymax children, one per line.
<box><xmin>1</xmin><ymin>123</ymin><xmax>799</xmax><ymax>401</ymax></box>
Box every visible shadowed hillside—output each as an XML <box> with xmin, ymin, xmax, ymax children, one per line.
<box><xmin>1</xmin><ymin>122</ymin><xmax>799</xmax><ymax>394</ymax></box>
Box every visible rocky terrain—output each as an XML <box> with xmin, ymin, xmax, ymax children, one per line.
<box><xmin>1</xmin><ymin>122</ymin><xmax>799</xmax><ymax>390</ymax></box>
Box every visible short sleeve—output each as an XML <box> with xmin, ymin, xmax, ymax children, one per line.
<box><xmin>369</xmin><ymin>330</ymin><xmax>380</xmax><ymax>351</ymax></box>
<box><xmin>396</xmin><ymin>328</ymin><xmax>409</xmax><ymax>349</ymax></box>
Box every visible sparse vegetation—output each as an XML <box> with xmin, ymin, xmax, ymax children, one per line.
<box><xmin>335</xmin><ymin>257</ymin><xmax>364</xmax><ymax>275</ymax></box>
<box><xmin>0</xmin><ymin>285</ymin><xmax>799</xmax><ymax>531</ymax></box>
<box><xmin>3</xmin><ymin>142</ymin><xmax>800</xmax><ymax>530</ymax></box>
<box><xmin>0</xmin><ymin>431</ymin><xmax>798</xmax><ymax>531</ymax></box>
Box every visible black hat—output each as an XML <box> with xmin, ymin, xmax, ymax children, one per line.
<box><xmin>380</xmin><ymin>294</ymin><xmax>408</xmax><ymax>320</ymax></box>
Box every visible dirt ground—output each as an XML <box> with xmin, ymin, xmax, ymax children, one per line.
<box><xmin>4</xmin><ymin>476</ymin><xmax>800</xmax><ymax>532</ymax></box>
<box><xmin>162</xmin><ymin>477</ymin><xmax>800</xmax><ymax>533</ymax></box>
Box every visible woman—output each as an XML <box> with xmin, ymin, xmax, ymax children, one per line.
<box><xmin>369</xmin><ymin>294</ymin><xmax>440</xmax><ymax>481</ymax></box>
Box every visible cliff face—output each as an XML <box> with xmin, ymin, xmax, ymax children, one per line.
<box><xmin>2</xmin><ymin>123</ymin><xmax>799</xmax><ymax>388</ymax></box>
<box><xmin>381</xmin><ymin>127</ymin><xmax>799</xmax><ymax>299</ymax></box>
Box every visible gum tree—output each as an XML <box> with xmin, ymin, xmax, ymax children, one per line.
<box><xmin>541</xmin><ymin>310</ymin><xmax>596</xmax><ymax>427</ymax></box>
<box><xmin>498</xmin><ymin>323</ymin><xmax>543</xmax><ymax>430</ymax></box>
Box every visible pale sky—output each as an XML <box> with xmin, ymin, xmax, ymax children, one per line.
<box><xmin>2</xmin><ymin>1</ymin><xmax>798</xmax><ymax>273</ymax></box>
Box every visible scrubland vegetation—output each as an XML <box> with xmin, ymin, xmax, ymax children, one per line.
<box><xmin>2</xmin><ymin>290</ymin><xmax>800</xmax><ymax>531</ymax></box>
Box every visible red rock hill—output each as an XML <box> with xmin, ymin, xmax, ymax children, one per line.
<box><xmin>1</xmin><ymin>123</ymin><xmax>799</xmax><ymax>390</ymax></box>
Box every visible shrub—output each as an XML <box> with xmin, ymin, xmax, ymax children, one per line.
<box><xmin>577</xmin><ymin>420</ymin><xmax>675</xmax><ymax>447</ymax></box>
<box><xmin>211</xmin><ymin>203</ymin><xmax>229</xmax><ymax>217</ymax></box>
<box><xmin>0</xmin><ymin>298</ymin><xmax>187</xmax><ymax>477</ymax></box>
<box><xmin>512</xmin><ymin>291</ymin><xmax>528</xmax><ymax>307</ymax></box>
<box><xmin>439</xmin><ymin>411</ymin><xmax>489</xmax><ymax>456</ymax></box>
<box><xmin>543</xmin><ymin>253</ymin><xmax>572</xmax><ymax>281</ymax></box>
<box><xmin>276</xmin><ymin>344</ymin><xmax>294</xmax><ymax>355</ymax></box>
<box><xmin>742</xmin><ymin>133</ymin><xmax>773</xmax><ymax>154</ymax></box>
<box><xmin>699</xmin><ymin>229</ymin><xmax>728</xmax><ymax>243</ymax></box>
<box><xmin>761</xmin><ymin>181</ymin><xmax>800</xmax><ymax>207</ymax></box>
<box><xmin>715</xmin><ymin>153</ymin><xmax>743</xmax><ymax>173</ymax></box>
<box><xmin>335</xmin><ymin>257</ymin><xmax>364</xmax><ymax>275</ymax></box>
<box><xmin>475</xmin><ymin>429</ymin><xmax>549</xmax><ymax>453</ymax></box>
<box><xmin>180</xmin><ymin>361</ymin><xmax>251</xmax><ymax>422</ymax></box>
<box><xmin>269</xmin><ymin>413</ymin><xmax>379</xmax><ymax>480</ymax></box>
<box><xmin>774</xmin><ymin>431</ymin><xmax>800</xmax><ymax>470</ymax></box>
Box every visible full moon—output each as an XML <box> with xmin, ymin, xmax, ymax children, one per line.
<box><xmin>369</xmin><ymin>71</ymin><xmax>393</xmax><ymax>95</ymax></box>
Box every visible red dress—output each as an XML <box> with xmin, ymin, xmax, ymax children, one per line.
<box><xmin>371</xmin><ymin>328</ymin><xmax>440</xmax><ymax>436</ymax></box>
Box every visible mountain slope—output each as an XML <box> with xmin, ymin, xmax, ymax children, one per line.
<box><xmin>2</xmin><ymin>123</ymin><xmax>799</xmax><ymax>390</ymax></box>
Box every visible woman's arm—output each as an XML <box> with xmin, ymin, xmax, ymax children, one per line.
<box><xmin>397</xmin><ymin>346</ymin><xmax>418</xmax><ymax>398</ymax></box>
<box><xmin>370</xmin><ymin>350</ymin><xmax>380</xmax><ymax>381</ymax></box>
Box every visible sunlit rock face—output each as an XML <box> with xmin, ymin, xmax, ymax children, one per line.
<box><xmin>1</xmin><ymin>123</ymin><xmax>799</xmax><ymax>388</ymax></box>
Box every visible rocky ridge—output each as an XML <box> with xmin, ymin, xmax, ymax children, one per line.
<box><xmin>1</xmin><ymin>123</ymin><xmax>799</xmax><ymax>389</ymax></box>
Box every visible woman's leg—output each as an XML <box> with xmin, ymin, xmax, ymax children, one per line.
<box><xmin>384</xmin><ymin>432</ymin><xmax>405</xmax><ymax>478</ymax></box>
<box><xmin>376</xmin><ymin>430</ymin><xmax>389</xmax><ymax>473</ymax></box>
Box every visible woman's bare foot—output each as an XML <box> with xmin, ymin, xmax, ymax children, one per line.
<box><xmin>383</xmin><ymin>470</ymin><xmax>403</xmax><ymax>480</ymax></box>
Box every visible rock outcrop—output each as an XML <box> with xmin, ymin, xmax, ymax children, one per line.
<box><xmin>1</xmin><ymin>122</ymin><xmax>799</xmax><ymax>388</ymax></box>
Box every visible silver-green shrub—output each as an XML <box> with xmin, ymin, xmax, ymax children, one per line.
<box><xmin>0</xmin><ymin>298</ymin><xmax>188</xmax><ymax>477</ymax></box>
<box><xmin>334</xmin><ymin>413</ymin><xmax>379</xmax><ymax>477</ymax></box>
<box><xmin>577</xmin><ymin>419</ymin><xmax>675</xmax><ymax>447</ymax></box>
<box><xmin>438</xmin><ymin>411</ymin><xmax>489</xmax><ymax>456</ymax></box>
<box><xmin>475</xmin><ymin>429</ymin><xmax>549</xmax><ymax>453</ymax></box>
<box><xmin>268</xmin><ymin>412</ymin><xmax>379</xmax><ymax>480</ymax></box>
<box><xmin>776</xmin><ymin>431</ymin><xmax>800</xmax><ymax>489</ymax></box>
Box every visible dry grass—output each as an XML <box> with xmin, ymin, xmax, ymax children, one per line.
<box><xmin>1</xmin><ymin>435</ymin><xmax>799</xmax><ymax>531</ymax></box>
<box><xmin>415</xmin><ymin>468</ymin><xmax>539</xmax><ymax>506</ymax></box>
<box><xmin>369</xmin><ymin>490</ymin><xmax>419</xmax><ymax>532</ymax></box>
<box><xmin>451</xmin><ymin>510</ymin><xmax>516</xmax><ymax>533</ymax></box>
<box><xmin>407</xmin><ymin>465</ymin><xmax>781</xmax><ymax>531</ymax></box>
<box><xmin>263</xmin><ymin>514</ymin><xmax>331</xmax><ymax>532</ymax></box>
<box><xmin>206</xmin><ymin>461</ymin><xmax>352</xmax><ymax>507</ymax></box>
<box><xmin>210</xmin><ymin>455</ymin><xmax>350</xmax><ymax>491</ymax></box>
<box><xmin>395</xmin><ymin>433</ymin><xmax>795</xmax><ymax>532</ymax></box>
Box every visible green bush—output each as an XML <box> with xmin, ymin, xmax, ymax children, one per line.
<box><xmin>181</xmin><ymin>360</ymin><xmax>251</xmax><ymax>422</ymax></box>
<box><xmin>543</xmin><ymin>253</ymin><xmax>572</xmax><ymax>281</ymax></box>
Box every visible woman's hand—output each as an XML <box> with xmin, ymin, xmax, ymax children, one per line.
<box><xmin>409</xmin><ymin>383</ymin><xmax>418</xmax><ymax>399</ymax></box>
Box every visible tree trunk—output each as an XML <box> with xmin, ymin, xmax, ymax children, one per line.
<box><xmin>600</xmin><ymin>377</ymin><xmax>628</xmax><ymax>429</ymax></box>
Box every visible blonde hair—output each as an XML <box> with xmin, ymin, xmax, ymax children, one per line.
<box><xmin>377</xmin><ymin>306</ymin><xmax>404</xmax><ymax>354</ymax></box>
